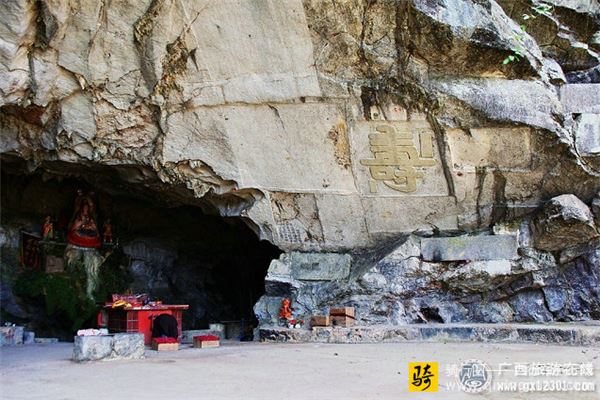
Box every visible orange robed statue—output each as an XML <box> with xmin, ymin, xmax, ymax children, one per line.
<box><xmin>278</xmin><ymin>298</ymin><xmax>293</xmax><ymax>320</ymax></box>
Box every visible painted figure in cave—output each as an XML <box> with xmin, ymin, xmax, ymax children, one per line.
<box><xmin>278</xmin><ymin>298</ymin><xmax>292</xmax><ymax>320</ymax></box>
<box><xmin>67</xmin><ymin>190</ymin><xmax>101</xmax><ymax>248</ymax></box>
<box><xmin>42</xmin><ymin>216</ymin><xmax>54</xmax><ymax>240</ymax></box>
<box><xmin>103</xmin><ymin>219</ymin><xmax>113</xmax><ymax>244</ymax></box>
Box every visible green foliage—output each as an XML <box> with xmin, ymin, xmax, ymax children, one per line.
<box><xmin>502</xmin><ymin>2</ymin><xmax>553</xmax><ymax>65</ymax></box>
<box><xmin>14</xmin><ymin>250</ymin><xmax>133</xmax><ymax>333</ymax></box>
<box><xmin>14</xmin><ymin>270</ymin><xmax>95</xmax><ymax>331</ymax></box>
<box><xmin>531</xmin><ymin>3</ymin><xmax>554</xmax><ymax>16</ymax></box>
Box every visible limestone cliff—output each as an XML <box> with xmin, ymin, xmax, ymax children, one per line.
<box><xmin>2</xmin><ymin>0</ymin><xmax>599</xmax><ymax>250</ymax></box>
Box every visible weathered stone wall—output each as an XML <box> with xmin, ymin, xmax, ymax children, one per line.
<box><xmin>255</xmin><ymin>193</ymin><xmax>600</xmax><ymax>326</ymax></box>
<box><xmin>1</xmin><ymin>0</ymin><xmax>599</xmax><ymax>327</ymax></box>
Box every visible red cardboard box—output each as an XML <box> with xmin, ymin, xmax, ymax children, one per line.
<box><xmin>193</xmin><ymin>335</ymin><xmax>220</xmax><ymax>348</ymax></box>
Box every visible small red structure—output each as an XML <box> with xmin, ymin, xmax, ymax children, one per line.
<box><xmin>102</xmin><ymin>304</ymin><xmax>188</xmax><ymax>345</ymax></box>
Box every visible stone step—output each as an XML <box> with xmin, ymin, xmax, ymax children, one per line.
<box><xmin>260</xmin><ymin>322</ymin><xmax>600</xmax><ymax>346</ymax></box>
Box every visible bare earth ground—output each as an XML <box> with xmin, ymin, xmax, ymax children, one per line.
<box><xmin>1</xmin><ymin>341</ymin><xmax>599</xmax><ymax>400</ymax></box>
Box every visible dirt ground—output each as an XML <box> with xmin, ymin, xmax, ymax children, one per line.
<box><xmin>1</xmin><ymin>340</ymin><xmax>599</xmax><ymax>400</ymax></box>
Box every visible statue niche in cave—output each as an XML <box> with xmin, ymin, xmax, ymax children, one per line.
<box><xmin>67</xmin><ymin>189</ymin><xmax>101</xmax><ymax>248</ymax></box>
<box><xmin>64</xmin><ymin>190</ymin><xmax>107</xmax><ymax>300</ymax></box>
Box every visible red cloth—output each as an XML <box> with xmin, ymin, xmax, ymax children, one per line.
<box><xmin>194</xmin><ymin>335</ymin><xmax>219</xmax><ymax>341</ymax></box>
<box><xmin>67</xmin><ymin>231</ymin><xmax>101</xmax><ymax>248</ymax></box>
<box><xmin>152</xmin><ymin>337</ymin><xmax>178</xmax><ymax>344</ymax></box>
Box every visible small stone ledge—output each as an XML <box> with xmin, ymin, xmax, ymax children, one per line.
<box><xmin>72</xmin><ymin>333</ymin><xmax>145</xmax><ymax>362</ymax></box>
<box><xmin>259</xmin><ymin>323</ymin><xmax>600</xmax><ymax>346</ymax></box>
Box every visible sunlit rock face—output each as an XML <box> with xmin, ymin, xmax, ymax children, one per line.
<box><xmin>1</xmin><ymin>0</ymin><xmax>599</xmax><ymax>327</ymax></box>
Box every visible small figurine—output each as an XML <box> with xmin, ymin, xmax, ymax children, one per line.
<box><xmin>103</xmin><ymin>219</ymin><xmax>113</xmax><ymax>244</ymax></box>
<box><xmin>278</xmin><ymin>298</ymin><xmax>293</xmax><ymax>320</ymax></box>
<box><xmin>42</xmin><ymin>216</ymin><xmax>54</xmax><ymax>240</ymax></box>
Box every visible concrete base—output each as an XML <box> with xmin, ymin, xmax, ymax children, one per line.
<box><xmin>260</xmin><ymin>322</ymin><xmax>600</xmax><ymax>346</ymax></box>
<box><xmin>0</xmin><ymin>326</ymin><xmax>24</xmax><ymax>346</ymax></box>
<box><xmin>72</xmin><ymin>333</ymin><xmax>144</xmax><ymax>362</ymax></box>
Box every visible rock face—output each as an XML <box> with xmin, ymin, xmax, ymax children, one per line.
<box><xmin>1</xmin><ymin>0</ymin><xmax>600</xmax><ymax>329</ymax></box>
<box><xmin>256</xmin><ymin>205</ymin><xmax>600</xmax><ymax>327</ymax></box>
<box><xmin>1</xmin><ymin>0</ymin><xmax>599</xmax><ymax>251</ymax></box>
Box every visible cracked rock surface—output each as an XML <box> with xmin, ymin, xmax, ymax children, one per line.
<box><xmin>1</xmin><ymin>0</ymin><xmax>599</xmax><ymax>251</ymax></box>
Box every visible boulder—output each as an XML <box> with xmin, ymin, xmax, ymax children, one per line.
<box><xmin>509</xmin><ymin>290</ymin><xmax>553</xmax><ymax>323</ymax></box>
<box><xmin>574</xmin><ymin>114</ymin><xmax>600</xmax><ymax>156</ymax></box>
<box><xmin>531</xmin><ymin>194</ymin><xmax>598</xmax><ymax>251</ymax></box>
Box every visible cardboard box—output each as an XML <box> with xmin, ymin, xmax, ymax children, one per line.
<box><xmin>330</xmin><ymin>307</ymin><xmax>355</xmax><ymax>318</ymax></box>
<box><xmin>310</xmin><ymin>315</ymin><xmax>330</xmax><ymax>327</ymax></box>
<box><xmin>331</xmin><ymin>315</ymin><xmax>355</xmax><ymax>327</ymax></box>
<box><xmin>193</xmin><ymin>335</ymin><xmax>220</xmax><ymax>348</ymax></box>
<box><xmin>152</xmin><ymin>342</ymin><xmax>179</xmax><ymax>351</ymax></box>
<box><xmin>194</xmin><ymin>339</ymin><xmax>220</xmax><ymax>348</ymax></box>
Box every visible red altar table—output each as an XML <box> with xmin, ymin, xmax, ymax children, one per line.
<box><xmin>102</xmin><ymin>304</ymin><xmax>189</xmax><ymax>345</ymax></box>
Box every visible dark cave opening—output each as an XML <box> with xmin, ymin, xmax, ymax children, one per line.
<box><xmin>419</xmin><ymin>307</ymin><xmax>444</xmax><ymax>323</ymax></box>
<box><xmin>0</xmin><ymin>157</ymin><xmax>281</xmax><ymax>340</ymax></box>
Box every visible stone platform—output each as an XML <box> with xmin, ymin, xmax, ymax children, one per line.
<box><xmin>72</xmin><ymin>333</ymin><xmax>145</xmax><ymax>362</ymax></box>
<box><xmin>260</xmin><ymin>323</ymin><xmax>600</xmax><ymax>346</ymax></box>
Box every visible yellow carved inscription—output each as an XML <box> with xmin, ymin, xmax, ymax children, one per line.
<box><xmin>360</xmin><ymin>123</ymin><xmax>436</xmax><ymax>193</ymax></box>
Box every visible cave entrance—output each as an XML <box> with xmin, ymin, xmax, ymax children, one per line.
<box><xmin>0</xmin><ymin>156</ymin><xmax>281</xmax><ymax>340</ymax></box>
